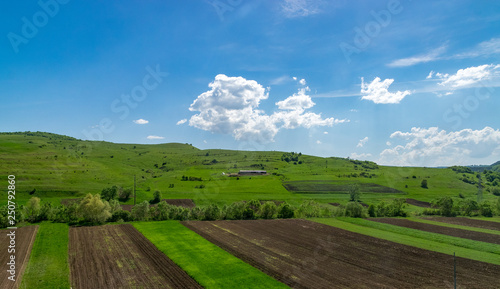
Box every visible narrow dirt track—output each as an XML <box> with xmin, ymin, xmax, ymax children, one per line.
<box><xmin>370</xmin><ymin>218</ymin><xmax>500</xmax><ymax>244</ymax></box>
<box><xmin>69</xmin><ymin>224</ymin><xmax>201</xmax><ymax>289</ymax></box>
<box><xmin>182</xmin><ymin>219</ymin><xmax>500</xmax><ymax>289</ymax></box>
<box><xmin>0</xmin><ymin>226</ymin><xmax>38</xmax><ymax>289</ymax></box>
<box><xmin>423</xmin><ymin>217</ymin><xmax>500</xmax><ymax>231</ymax></box>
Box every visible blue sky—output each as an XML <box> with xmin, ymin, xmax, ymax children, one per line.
<box><xmin>1</xmin><ymin>0</ymin><xmax>500</xmax><ymax>167</ymax></box>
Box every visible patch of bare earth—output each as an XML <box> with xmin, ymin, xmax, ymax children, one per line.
<box><xmin>69</xmin><ymin>224</ymin><xmax>201</xmax><ymax>289</ymax></box>
<box><xmin>182</xmin><ymin>219</ymin><xmax>500</xmax><ymax>289</ymax></box>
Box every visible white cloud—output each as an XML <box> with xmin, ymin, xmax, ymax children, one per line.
<box><xmin>316</xmin><ymin>140</ymin><xmax>322</xmax><ymax>144</ymax></box>
<box><xmin>436</xmin><ymin>64</ymin><xmax>500</xmax><ymax>88</ymax></box>
<box><xmin>360</xmin><ymin>77</ymin><xmax>411</xmax><ymax>104</ymax></box>
<box><xmin>324</xmin><ymin>131</ymin><xmax>328</xmax><ymax>135</ymax></box>
<box><xmin>350</xmin><ymin>109</ymin><xmax>358</xmax><ymax>112</ymax></box>
<box><xmin>281</xmin><ymin>0</ymin><xmax>322</xmax><ymax>18</ymax></box>
<box><xmin>176</xmin><ymin>119</ymin><xmax>187</xmax><ymax>125</ymax></box>
<box><xmin>147</xmin><ymin>135</ymin><xmax>165</xmax><ymax>140</ymax></box>
<box><xmin>188</xmin><ymin>74</ymin><xmax>346</xmax><ymax>143</ymax></box>
<box><xmin>350</xmin><ymin>153</ymin><xmax>372</xmax><ymax>160</ymax></box>
<box><xmin>299</xmin><ymin>78</ymin><xmax>306</xmax><ymax>85</ymax></box>
<box><xmin>386</xmin><ymin>141</ymin><xmax>391</xmax><ymax>146</ymax></box>
<box><xmin>357</xmin><ymin>136</ymin><xmax>369</xmax><ymax>148</ymax></box>
<box><xmin>270</xmin><ymin>75</ymin><xmax>292</xmax><ymax>85</ymax></box>
<box><xmin>379</xmin><ymin>126</ymin><xmax>500</xmax><ymax>166</ymax></box>
<box><xmin>133</xmin><ymin>119</ymin><xmax>149</xmax><ymax>125</ymax></box>
<box><xmin>454</xmin><ymin>38</ymin><xmax>500</xmax><ymax>59</ymax></box>
<box><xmin>426</xmin><ymin>71</ymin><xmax>434</xmax><ymax>79</ymax></box>
<box><xmin>292</xmin><ymin>76</ymin><xmax>297</xmax><ymax>81</ymax></box>
<box><xmin>388</xmin><ymin>46</ymin><xmax>446</xmax><ymax>67</ymax></box>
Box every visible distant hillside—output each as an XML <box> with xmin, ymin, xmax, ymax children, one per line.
<box><xmin>468</xmin><ymin>161</ymin><xmax>500</xmax><ymax>172</ymax></box>
<box><xmin>1</xmin><ymin>131</ymin><xmax>497</xmax><ymax>207</ymax></box>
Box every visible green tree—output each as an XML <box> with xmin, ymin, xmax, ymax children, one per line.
<box><xmin>435</xmin><ymin>197</ymin><xmax>456</xmax><ymax>217</ymax></box>
<box><xmin>203</xmin><ymin>204</ymin><xmax>221</xmax><ymax>221</ymax></box>
<box><xmin>348</xmin><ymin>183</ymin><xmax>361</xmax><ymax>202</ymax></box>
<box><xmin>131</xmin><ymin>201</ymin><xmax>150</xmax><ymax>221</ymax></box>
<box><xmin>259</xmin><ymin>202</ymin><xmax>277</xmax><ymax>219</ymax></box>
<box><xmin>24</xmin><ymin>197</ymin><xmax>41</xmax><ymax>223</ymax></box>
<box><xmin>78</xmin><ymin>193</ymin><xmax>112</xmax><ymax>224</ymax></box>
<box><xmin>479</xmin><ymin>201</ymin><xmax>493</xmax><ymax>217</ymax></box>
<box><xmin>344</xmin><ymin>202</ymin><xmax>364</xmax><ymax>218</ymax></box>
<box><xmin>421</xmin><ymin>179</ymin><xmax>428</xmax><ymax>189</ymax></box>
<box><xmin>101</xmin><ymin>185</ymin><xmax>118</xmax><ymax>201</ymax></box>
<box><xmin>368</xmin><ymin>204</ymin><xmax>376</xmax><ymax>217</ymax></box>
<box><xmin>277</xmin><ymin>203</ymin><xmax>294</xmax><ymax>219</ymax></box>
<box><xmin>108</xmin><ymin>199</ymin><xmax>122</xmax><ymax>215</ymax></box>
<box><xmin>459</xmin><ymin>199</ymin><xmax>479</xmax><ymax>216</ymax></box>
<box><xmin>150</xmin><ymin>190</ymin><xmax>162</xmax><ymax>204</ymax></box>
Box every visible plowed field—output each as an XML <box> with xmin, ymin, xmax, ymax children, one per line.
<box><xmin>69</xmin><ymin>224</ymin><xmax>201</xmax><ymax>289</ymax></box>
<box><xmin>182</xmin><ymin>219</ymin><xmax>500</xmax><ymax>289</ymax></box>
<box><xmin>370</xmin><ymin>218</ymin><xmax>500</xmax><ymax>244</ymax></box>
<box><xmin>423</xmin><ymin>217</ymin><xmax>500</xmax><ymax>231</ymax></box>
<box><xmin>0</xmin><ymin>226</ymin><xmax>38</xmax><ymax>289</ymax></box>
<box><xmin>405</xmin><ymin>198</ymin><xmax>431</xmax><ymax>208</ymax></box>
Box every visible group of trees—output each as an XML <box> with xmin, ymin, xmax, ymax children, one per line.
<box><xmin>423</xmin><ymin>196</ymin><xmax>500</xmax><ymax>217</ymax></box>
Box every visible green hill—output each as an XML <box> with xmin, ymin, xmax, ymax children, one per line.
<box><xmin>1</xmin><ymin>132</ymin><xmax>498</xmax><ymax>208</ymax></box>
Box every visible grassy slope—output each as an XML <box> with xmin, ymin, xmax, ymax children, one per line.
<box><xmin>0</xmin><ymin>132</ymin><xmax>497</xmax><ymax>208</ymax></box>
<box><xmin>133</xmin><ymin>221</ymin><xmax>288</xmax><ymax>289</ymax></box>
<box><xmin>19</xmin><ymin>223</ymin><xmax>70</xmax><ymax>289</ymax></box>
<box><xmin>312</xmin><ymin>218</ymin><xmax>500</xmax><ymax>265</ymax></box>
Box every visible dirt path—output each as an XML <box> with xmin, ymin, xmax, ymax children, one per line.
<box><xmin>69</xmin><ymin>224</ymin><xmax>201</xmax><ymax>289</ymax></box>
<box><xmin>0</xmin><ymin>226</ymin><xmax>38</xmax><ymax>289</ymax></box>
<box><xmin>370</xmin><ymin>218</ymin><xmax>500</xmax><ymax>244</ymax></box>
<box><xmin>183</xmin><ymin>219</ymin><xmax>500</xmax><ymax>289</ymax></box>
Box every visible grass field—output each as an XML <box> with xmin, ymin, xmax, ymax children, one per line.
<box><xmin>133</xmin><ymin>221</ymin><xmax>289</xmax><ymax>289</ymax></box>
<box><xmin>19</xmin><ymin>223</ymin><xmax>70</xmax><ymax>289</ymax></box>
<box><xmin>312</xmin><ymin>218</ymin><xmax>500</xmax><ymax>265</ymax></box>
<box><xmin>1</xmin><ymin>132</ymin><xmax>498</xmax><ymax>209</ymax></box>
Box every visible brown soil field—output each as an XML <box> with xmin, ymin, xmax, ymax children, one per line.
<box><xmin>182</xmin><ymin>219</ymin><xmax>500</xmax><ymax>289</ymax></box>
<box><xmin>0</xmin><ymin>226</ymin><xmax>38</xmax><ymax>289</ymax></box>
<box><xmin>370</xmin><ymin>218</ymin><xmax>500</xmax><ymax>244</ymax></box>
<box><xmin>69</xmin><ymin>224</ymin><xmax>201</xmax><ymax>289</ymax></box>
<box><xmin>423</xmin><ymin>217</ymin><xmax>500</xmax><ymax>231</ymax></box>
<box><xmin>406</xmin><ymin>198</ymin><xmax>431</xmax><ymax>208</ymax></box>
<box><xmin>329</xmin><ymin>202</ymin><xmax>340</xmax><ymax>207</ymax></box>
<box><xmin>162</xmin><ymin>199</ymin><xmax>196</xmax><ymax>208</ymax></box>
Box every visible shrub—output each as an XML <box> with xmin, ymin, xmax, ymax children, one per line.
<box><xmin>189</xmin><ymin>206</ymin><xmax>204</xmax><ymax>220</ymax></box>
<box><xmin>296</xmin><ymin>200</ymin><xmax>321</xmax><ymax>218</ymax></box>
<box><xmin>226</xmin><ymin>202</ymin><xmax>246</xmax><ymax>220</ymax></box>
<box><xmin>368</xmin><ymin>204</ymin><xmax>376</xmax><ymax>217</ymax></box>
<box><xmin>101</xmin><ymin>185</ymin><xmax>119</xmax><ymax>201</ymax></box>
<box><xmin>277</xmin><ymin>203</ymin><xmax>294</xmax><ymax>219</ymax></box>
<box><xmin>386</xmin><ymin>198</ymin><xmax>407</xmax><ymax>217</ymax></box>
<box><xmin>131</xmin><ymin>201</ymin><xmax>150</xmax><ymax>221</ymax></box>
<box><xmin>344</xmin><ymin>202</ymin><xmax>364</xmax><ymax>218</ymax></box>
<box><xmin>459</xmin><ymin>199</ymin><xmax>479</xmax><ymax>216</ymax></box>
<box><xmin>119</xmin><ymin>188</ymin><xmax>132</xmax><ymax>201</ymax></box>
<box><xmin>259</xmin><ymin>202</ymin><xmax>277</xmax><ymax>219</ymax></box>
<box><xmin>24</xmin><ymin>197</ymin><xmax>41</xmax><ymax>223</ymax></box>
<box><xmin>109</xmin><ymin>210</ymin><xmax>131</xmax><ymax>222</ymax></box>
<box><xmin>479</xmin><ymin>202</ymin><xmax>494</xmax><ymax>217</ymax></box>
<box><xmin>434</xmin><ymin>197</ymin><xmax>457</xmax><ymax>217</ymax></box>
<box><xmin>491</xmin><ymin>187</ymin><xmax>500</xmax><ymax>196</ymax></box>
<box><xmin>421</xmin><ymin>179</ymin><xmax>428</xmax><ymax>189</ymax></box>
<box><xmin>78</xmin><ymin>193</ymin><xmax>112</xmax><ymax>225</ymax></box>
<box><xmin>203</xmin><ymin>204</ymin><xmax>221</xmax><ymax>221</ymax></box>
<box><xmin>150</xmin><ymin>190</ymin><xmax>162</xmax><ymax>204</ymax></box>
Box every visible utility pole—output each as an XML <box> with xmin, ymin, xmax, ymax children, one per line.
<box><xmin>133</xmin><ymin>175</ymin><xmax>136</xmax><ymax>206</ymax></box>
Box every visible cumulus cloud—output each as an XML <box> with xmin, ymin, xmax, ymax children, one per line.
<box><xmin>360</xmin><ymin>77</ymin><xmax>412</xmax><ymax>104</ymax></box>
<box><xmin>378</xmin><ymin>126</ymin><xmax>500</xmax><ymax>166</ymax></box>
<box><xmin>133</xmin><ymin>119</ymin><xmax>149</xmax><ymax>124</ymax></box>
<box><xmin>147</xmin><ymin>135</ymin><xmax>165</xmax><ymax>140</ymax></box>
<box><xmin>176</xmin><ymin>119</ymin><xmax>187</xmax><ymax>125</ymax></box>
<box><xmin>316</xmin><ymin>140</ymin><xmax>322</xmax><ymax>144</ymax></box>
<box><xmin>187</xmin><ymin>74</ymin><xmax>346</xmax><ymax>143</ymax></box>
<box><xmin>434</xmin><ymin>64</ymin><xmax>500</xmax><ymax>88</ymax></box>
<box><xmin>281</xmin><ymin>0</ymin><xmax>322</xmax><ymax>18</ymax></box>
<box><xmin>299</xmin><ymin>78</ymin><xmax>306</xmax><ymax>85</ymax></box>
<box><xmin>357</xmin><ymin>137</ymin><xmax>369</xmax><ymax>148</ymax></box>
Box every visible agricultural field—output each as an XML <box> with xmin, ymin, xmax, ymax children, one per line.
<box><xmin>369</xmin><ymin>218</ymin><xmax>500</xmax><ymax>244</ymax></box>
<box><xmin>0</xmin><ymin>226</ymin><xmax>38</xmax><ymax>289</ymax></box>
<box><xmin>423</xmin><ymin>216</ymin><xmax>500</xmax><ymax>230</ymax></box>
<box><xmin>68</xmin><ymin>224</ymin><xmax>201</xmax><ymax>289</ymax></box>
<box><xmin>182</xmin><ymin>219</ymin><xmax>500</xmax><ymax>288</ymax></box>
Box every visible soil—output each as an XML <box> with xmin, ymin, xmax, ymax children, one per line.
<box><xmin>405</xmin><ymin>198</ymin><xmax>432</xmax><ymax>208</ymax></box>
<box><xmin>370</xmin><ymin>218</ymin><xmax>500</xmax><ymax>244</ymax></box>
<box><xmin>69</xmin><ymin>224</ymin><xmax>202</xmax><ymax>289</ymax></box>
<box><xmin>0</xmin><ymin>226</ymin><xmax>38</xmax><ymax>289</ymax></box>
<box><xmin>423</xmin><ymin>217</ymin><xmax>500</xmax><ymax>231</ymax></box>
<box><xmin>162</xmin><ymin>199</ymin><xmax>196</xmax><ymax>208</ymax></box>
<box><xmin>182</xmin><ymin>219</ymin><xmax>500</xmax><ymax>289</ymax></box>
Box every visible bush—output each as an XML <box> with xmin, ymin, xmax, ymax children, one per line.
<box><xmin>24</xmin><ymin>197</ymin><xmax>41</xmax><ymax>223</ymax></box>
<box><xmin>203</xmin><ymin>204</ymin><xmax>221</xmax><ymax>221</ymax></box>
<box><xmin>226</xmin><ymin>202</ymin><xmax>246</xmax><ymax>220</ymax></box>
<box><xmin>101</xmin><ymin>185</ymin><xmax>119</xmax><ymax>201</ymax></box>
<box><xmin>491</xmin><ymin>187</ymin><xmax>500</xmax><ymax>196</ymax></box>
<box><xmin>433</xmin><ymin>197</ymin><xmax>457</xmax><ymax>217</ymax></box>
<box><xmin>296</xmin><ymin>200</ymin><xmax>321</xmax><ymax>218</ymax></box>
<box><xmin>386</xmin><ymin>198</ymin><xmax>407</xmax><ymax>217</ymax></box>
<box><xmin>150</xmin><ymin>190</ymin><xmax>162</xmax><ymax>204</ymax></box>
<box><xmin>421</xmin><ymin>179</ymin><xmax>428</xmax><ymax>189</ymax></box>
<box><xmin>189</xmin><ymin>206</ymin><xmax>204</xmax><ymax>220</ymax></box>
<box><xmin>479</xmin><ymin>202</ymin><xmax>494</xmax><ymax>217</ymax></box>
<box><xmin>78</xmin><ymin>193</ymin><xmax>112</xmax><ymax>225</ymax></box>
<box><xmin>344</xmin><ymin>202</ymin><xmax>364</xmax><ymax>218</ymax></box>
<box><xmin>131</xmin><ymin>201</ymin><xmax>150</xmax><ymax>221</ymax></box>
<box><xmin>119</xmin><ymin>188</ymin><xmax>132</xmax><ymax>201</ymax></box>
<box><xmin>109</xmin><ymin>210</ymin><xmax>131</xmax><ymax>222</ymax></box>
<box><xmin>368</xmin><ymin>204</ymin><xmax>376</xmax><ymax>217</ymax></box>
<box><xmin>459</xmin><ymin>199</ymin><xmax>479</xmax><ymax>216</ymax></box>
<box><xmin>259</xmin><ymin>202</ymin><xmax>277</xmax><ymax>219</ymax></box>
<box><xmin>277</xmin><ymin>203</ymin><xmax>294</xmax><ymax>219</ymax></box>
